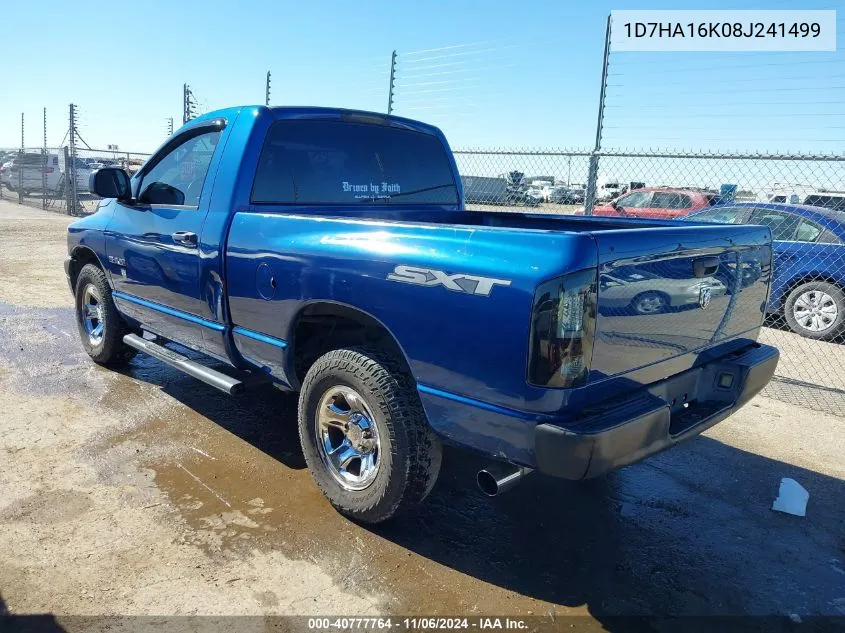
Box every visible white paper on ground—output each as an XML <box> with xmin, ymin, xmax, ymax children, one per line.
<box><xmin>772</xmin><ymin>478</ymin><xmax>809</xmax><ymax>517</ymax></box>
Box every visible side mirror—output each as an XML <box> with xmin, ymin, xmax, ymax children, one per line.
<box><xmin>89</xmin><ymin>167</ymin><xmax>132</xmax><ymax>201</ymax></box>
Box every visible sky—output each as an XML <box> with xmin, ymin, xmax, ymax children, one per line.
<box><xmin>2</xmin><ymin>0</ymin><xmax>843</xmax><ymax>158</ymax></box>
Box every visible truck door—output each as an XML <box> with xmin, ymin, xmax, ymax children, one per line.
<box><xmin>105</xmin><ymin>120</ymin><xmax>225</xmax><ymax>351</ymax></box>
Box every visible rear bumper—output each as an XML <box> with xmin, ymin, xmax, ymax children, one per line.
<box><xmin>534</xmin><ymin>343</ymin><xmax>779</xmax><ymax>480</ymax></box>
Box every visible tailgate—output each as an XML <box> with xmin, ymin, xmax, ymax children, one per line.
<box><xmin>590</xmin><ymin>224</ymin><xmax>772</xmax><ymax>379</ymax></box>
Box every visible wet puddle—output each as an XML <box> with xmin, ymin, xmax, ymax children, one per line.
<box><xmin>5</xmin><ymin>302</ymin><xmax>845</xmax><ymax>619</ymax></box>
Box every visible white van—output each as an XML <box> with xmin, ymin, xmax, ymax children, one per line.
<box><xmin>764</xmin><ymin>189</ymin><xmax>845</xmax><ymax>212</ymax></box>
<box><xmin>7</xmin><ymin>152</ymin><xmax>61</xmax><ymax>193</ymax></box>
<box><xmin>597</xmin><ymin>176</ymin><xmax>622</xmax><ymax>201</ymax></box>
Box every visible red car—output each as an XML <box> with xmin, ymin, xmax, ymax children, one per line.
<box><xmin>591</xmin><ymin>188</ymin><xmax>717</xmax><ymax>219</ymax></box>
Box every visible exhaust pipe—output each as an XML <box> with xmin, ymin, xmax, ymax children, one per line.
<box><xmin>476</xmin><ymin>463</ymin><xmax>534</xmax><ymax>497</ymax></box>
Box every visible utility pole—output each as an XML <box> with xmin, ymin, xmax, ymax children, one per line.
<box><xmin>387</xmin><ymin>50</ymin><xmax>397</xmax><ymax>115</ymax></box>
<box><xmin>265</xmin><ymin>71</ymin><xmax>272</xmax><ymax>106</ymax></box>
<box><xmin>583</xmin><ymin>14</ymin><xmax>612</xmax><ymax>216</ymax></box>
<box><xmin>20</xmin><ymin>113</ymin><xmax>24</xmax><ymax>149</ymax></box>
<box><xmin>166</xmin><ymin>117</ymin><xmax>174</xmax><ymax>136</ymax></box>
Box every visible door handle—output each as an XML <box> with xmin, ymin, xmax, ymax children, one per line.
<box><xmin>172</xmin><ymin>231</ymin><xmax>198</xmax><ymax>248</ymax></box>
<box><xmin>693</xmin><ymin>256</ymin><xmax>720</xmax><ymax>278</ymax></box>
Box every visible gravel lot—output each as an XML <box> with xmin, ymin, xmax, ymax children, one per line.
<box><xmin>1</xmin><ymin>200</ymin><xmax>844</xmax><ymax>629</ymax></box>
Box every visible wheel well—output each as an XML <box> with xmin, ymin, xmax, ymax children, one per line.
<box><xmin>68</xmin><ymin>247</ymin><xmax>103</xmax><ymax>291</ymax></box>
<box><xmin>291</xmin><ymin>303</ymin><xmax>410</xmax><ymax>386</ymax></box>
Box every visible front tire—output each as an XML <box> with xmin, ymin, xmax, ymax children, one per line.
<box><xmin>784</xmin><ymin>281</ymin><xmax>845</xmax><ymax>341</ymax></box>
<box><xmin>74</xmin><ymin>264</ymin><xmax>136</xmax><ymax>365</ymax></box>
<box><xmin>298</xmin><ymin>347</ymin><xmax>442</xmax><ymax>524</ymax></box>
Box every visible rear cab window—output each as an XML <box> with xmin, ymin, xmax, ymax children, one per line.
<box><xmin>251</xmin><ymin>119</ymin><xmax>458</xmax><ymax>205</ymax></box>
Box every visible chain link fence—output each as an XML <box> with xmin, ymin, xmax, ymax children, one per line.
<box><xmin>3</xmin><ymin>133</ymin><xmax>845</xmax><ymax>415</ymax></box>
<box><xmin>454</xmin><ymin>147</ymin><xmax>845</xmax><ymax>415</ymax></box>
<box><xmin>0</xmin><ymin>146</ymin><xmax>149</xmax><ymax>215</ymax></box>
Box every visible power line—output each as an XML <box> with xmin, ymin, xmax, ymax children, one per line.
<box><xmin>607</xmin><ymin>58</ymin><xmax>844</xmax><ymax>76</ymax></box>
<box><xmin>605</xmin><ymin>125</ymin><xmax>845</xmax><ymax>130</ymax></box>
<box><xmin>398</xmin><ymin>77</ymin><xmax>485</xmax><ymax>89</ymax></box>
<box><xmin>606</xmin><ymin>72</ymin><xmax>845</xmax><ymax>88</ymax></box>
<box><xmin>399</xmin><ymin>64</ymin><xmax>520</xmax><ymax>81</ymax></box>
<box><xmin>606</xmin><ymin>85</ymin><xmax>845</xmax><ymax>98</ymax></box>
<box><xmin>605</xmin><ymin>99</ymin><xmax>845</xmax><ymax>108</ymax></box>
<box><xmin>402</xmin><ymin>37</ymin><xmax>520</xmax><ymax>57</ymax></box>
<box><xmin>401</xmin><ymin>39</ymin><xmax>563</xmax><ymax>65</ymax></box>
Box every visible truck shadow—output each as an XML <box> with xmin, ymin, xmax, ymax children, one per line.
<box><xmin>0</xmin><ymin>593</ymin><xmax>66</xmax><ymax>633</ymax></box>
<box><xmin>116</xmin><ymin>351</ymin><xmax>308</xmax><ymax>470</ymax></box>
<box><xmin>375</xmin><ymin>437</ymin><xmax>845</xmax><ymax>620</ymax></box>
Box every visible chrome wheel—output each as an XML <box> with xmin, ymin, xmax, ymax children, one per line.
<box><xmin>793</xmin><ymin>290</ymin><xmax>838</xmax><ymax>333</ymax></box>
<box><xmin>315</xmin><ymin>386</ymin><xmax>381</xmax><ymax>491</ymax></box>
<box><xmin>81</xmin><ymin>284</ymin><xmax>105</xmax><ymax>346</ymax></box>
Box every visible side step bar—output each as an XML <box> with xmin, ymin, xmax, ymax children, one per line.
<box><xmin>123</xmin><ymin>334</ymin><xmax>244</xmax><ymax>395</ymax></box>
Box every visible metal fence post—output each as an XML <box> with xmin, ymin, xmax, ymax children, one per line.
<box><xmin>584</xmin><ymin>14</ymin><xmax>612</xmax><ymax>216</ymax></box>
<box><xmin>387</xmin><ymin>50</ymin><xmax>397</xmax><ymax>115</ymax></box>
<box><xmin>68</xmin><ymin>104</ymin><xmax>79</xmax><ymax>216</ymax></box>
<box><xmin>63</xmin><ymin>146</ymin><xmax>72</xmax><ymax>216</ymax></box>
<box><xmin>18</xmin><ymin>113</ymin><xmax>24</xmax><ymax>204</ymax></box>
<box><xmin>42</xmin><ymin>107</ymin><xmax>47</xmax><ymax>210</ymax></box>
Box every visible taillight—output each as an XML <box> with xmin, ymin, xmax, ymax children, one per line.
<box><xmin>44</xmin><ymin>167</ymin><xmax>54</xmax><ymax>173</ymax></box>
<box><xmin>527</xmin><ymin>269</ymin><xmax>597</xmax><ymax>389</ymax></box>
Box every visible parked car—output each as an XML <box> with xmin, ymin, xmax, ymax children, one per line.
<box><xmin>524</xmin><ymin>187</ymin><xmax>545</xmax><ymax>205</ymax></box>
<box><xmin>795</xmin><ymin>193</ymin><xmax>845</xmax><ymax>212</ymax></box>
<box><xmin>67</xmin><ymin>106</ymin><xmax>778</xmax><ymax>523</ymax></box>
<box><xmin>591</xmin><ymin>187</ymin><xmax>717</xmax><ymax>219</ymax></box>
<box><xmin>5</xmin><ymin>152</ymin><xmax>62</xmax><ymax>194</ymax></box>
<box><xmin>763</xmin><ymin>188</ymin><xmax>845</xmax><ymax>212</ymax></box>
<box><xmin>685</xmin><ymin>202</ymin><xmax>845</xmax><ymax>340</ymax></box>
<box><xmin>600</xmin><ymin>265</ymin><xmax>728</xmax><ymax>315</ymax></box>
<box><xmin>0</xmin><ymin>159</ymin><xmax>13</xmax><ymax>188</ymax></box>
<box><xmin>549</xmin><ymin>186</ymin><xmax>585</xmax><ymax>205</ymax></box>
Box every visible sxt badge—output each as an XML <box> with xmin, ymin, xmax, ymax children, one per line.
<box><xmin>387</xmin><ymin>265</ymin><xmax>512</xmax><ymax>297</ymax></box>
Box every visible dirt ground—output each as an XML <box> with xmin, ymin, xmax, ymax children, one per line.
<box><xmin>1</xmin><ymin>200</ymin><xmax>844</xmax><ymax>628</ymax></box>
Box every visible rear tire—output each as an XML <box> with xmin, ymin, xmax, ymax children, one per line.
<box><xmin>74</xmin><ymin>263</ymin><xmax>136</xmax><ymax>365</ymax></box>
<box><xmin>298</xmin><ymin>347</ymin><xmax>441</xmax><ymax>524</ymax></box>
<box><xmin>783</xmin><ymin>281</ymin><xmax>845</xmax><ymax>341</ymax></box>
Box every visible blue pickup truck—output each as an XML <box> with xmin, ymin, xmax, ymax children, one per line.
<box><xmin>66</xmin><ymin>106</ymin><xmax>779</xmax><ymax>523</ymax></box>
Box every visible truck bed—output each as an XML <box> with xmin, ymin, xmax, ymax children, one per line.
<box><xmin>226</xmin><ymin>207</ymin><xmax>771</xmax><ymax>416</ymax></box>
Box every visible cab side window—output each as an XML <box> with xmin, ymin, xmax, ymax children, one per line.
<box><xmin>139</xmin><ymin>131</ymin><xmax>221</xmax><ymax>207</ymax></box>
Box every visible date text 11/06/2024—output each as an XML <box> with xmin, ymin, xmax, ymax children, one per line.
<box><xmin>307</xmin><ymin>618</ymin><xmax>529</xmax><ymax>630</ymax></box>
